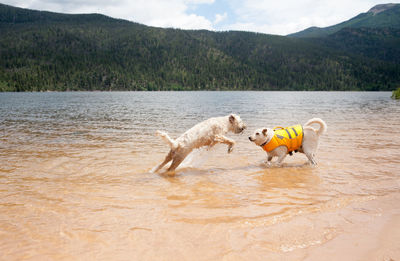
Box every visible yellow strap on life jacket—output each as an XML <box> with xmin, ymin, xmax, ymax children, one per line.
<box><xmin>262</xmin><ymin>124</ymin><xmax>303</xmax><ymax>153</ymax></box>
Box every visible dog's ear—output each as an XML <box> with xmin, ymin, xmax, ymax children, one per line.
<box><xmin>229</xmin><ymin>114</ymin><xmax>236</xmax><ymax>123</ymax></box>
<box><xmin>262</xmin><ymin>128</ymin><xmax>268</xmax><ymax>135</ymax></box>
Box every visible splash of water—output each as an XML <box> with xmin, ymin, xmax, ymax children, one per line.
<box><xmin>179</xmin><ymin>147</ymin><xmax>217</xmax><ymax>169</ymax></box>
<box><xmin>149</xmin><ymin>147</ymin><xmax>217</xmax><ymax>173</ymax></box>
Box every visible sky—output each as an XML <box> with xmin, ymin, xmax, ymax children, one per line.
<box><xmin>2</xmin><ymin>0</ymin><xmax>400</xmax><ymax>35</ymax></box>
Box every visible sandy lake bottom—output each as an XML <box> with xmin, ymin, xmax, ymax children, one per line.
<box><xmin>1</xmin><ymin>91</ymin><xmax>399</xmax><ymax>260</ymax></box>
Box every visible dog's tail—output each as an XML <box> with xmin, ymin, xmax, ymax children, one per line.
<box><xmin>156</xmin><ymin>130</ymin><xmax>177</xmax><ymax>149</ymax></box>
<box><xmin>304</xmin><ymin>118</ymin><xmax>327</xmax><ymax>136</ymax></box>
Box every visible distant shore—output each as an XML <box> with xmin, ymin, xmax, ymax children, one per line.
<box><xmin>0</xmin><ymin>90</ymin><xmax>395</xmax><ymax>93</ymax></box>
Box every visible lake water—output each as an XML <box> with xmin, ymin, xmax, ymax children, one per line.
<box><xmin>0</xmin><ymin>91</ymin><xmax>399</xmax><ymax>260</ymax></box>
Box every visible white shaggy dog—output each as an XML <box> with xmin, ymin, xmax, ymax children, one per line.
<box><xmin>154</xmin><ymin>114</ymin><xmax>246</xmax><ymax>172</ymax></box>
<box><xmin>249</xmin><ymin>118</ymin><xmax>327</xmax><ymax>166</ymax></box>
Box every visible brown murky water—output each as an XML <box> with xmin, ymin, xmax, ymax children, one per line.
<box><xmin>0</xmin><ymin>92</ymin><xmax>399</xmax><ymax>260</ymax></box>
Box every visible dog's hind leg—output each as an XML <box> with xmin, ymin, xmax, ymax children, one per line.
<box><xmin>167</xmin><ymin>153</ymin><xmax>187</xmax><ymax>172</ymax></box>
<box><xmin>303</xmin><ymin>146</ymin><xmax>317</xmax><ymax>165</ymax></box>
<box><xmin>154</xmin><ymin>150</ymin><xmax>173</xmax><ymax>172</ymax></box>
<box><xmin>305</xmin><ymin>153</ymin><xmax>317</xmax><ymax>165</ymax></box>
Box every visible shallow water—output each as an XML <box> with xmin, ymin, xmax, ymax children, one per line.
<box><xmin>0</xmin><ymin>91</ymin><xmax>399</xmax><ymax>260</ymax></box>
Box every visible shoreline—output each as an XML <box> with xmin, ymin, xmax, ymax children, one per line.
<box><xmin>0</xmin><ymin>90</ymin><xmax>394</xmax><ymax>93</ymax></box>
<box><xmin>300</xmin><ymin>193</ymin><xmax>400</xmax><ymax>261</ymax></box>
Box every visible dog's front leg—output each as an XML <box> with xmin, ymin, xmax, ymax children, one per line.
<box><xmin>275</xmin><ymin>153</ymin><xmax>287</xmax><ymax>166</ymax></box>
<box><xmin>264</xmin><ymin>154</ymin><xmax>273</xmax><ymax>166</ymax></box>
<box><xmin>207</xmin><ymin>140</ymin><xmax>218</xmax><ymax>150</ymax></box>
<box><xmin>214</xmin><ymin>135</ymin><xmax>236</xmax><ymax>153</ymax></box>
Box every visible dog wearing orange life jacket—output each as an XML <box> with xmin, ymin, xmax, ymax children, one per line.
<box><xmin>248</xmin><ymin>118</ymin><xmax>327</xmax><ymax>166</ymax></box>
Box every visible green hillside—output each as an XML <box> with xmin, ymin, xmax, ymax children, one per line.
<box><xmin>0</xmin><ymin>3</ymin><xmax>400</xmax><ymax>91</ymax></box>
<box><xmin>320</xmin><ymin>27</ymin><xmax>400</xmax><ymax>62</ymax></box>
<box><xmin>289</xmin><ymin>4</ymin><xmax>400</xmax><ymax>38</ymax></box>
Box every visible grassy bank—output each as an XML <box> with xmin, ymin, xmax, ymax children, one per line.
<box><xmin>392</xmin><ymin>88</ymin><xmax>400</xmax><ymax>99</ymax></box>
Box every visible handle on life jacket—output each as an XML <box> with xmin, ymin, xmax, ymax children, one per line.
<box><xmin>273</xmin><ymin>126</ymin><xmax>284</xmax><ymax>131</ymax></box>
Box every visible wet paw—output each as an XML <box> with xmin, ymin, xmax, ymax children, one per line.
<box><xmin>264</xmin><ymin>161</ymin><xmax>272</xmax><ymax>167</ymax></box>
<box><xmin>309</xmin><ymin>161</ymin><xmax>317</xmax><ymax>167</ymax></box>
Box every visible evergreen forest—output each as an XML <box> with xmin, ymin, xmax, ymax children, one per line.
<box><xmin>1</xmin><ymin>3</ymin><xmax>400</xmax><ymax>91</ymax></box>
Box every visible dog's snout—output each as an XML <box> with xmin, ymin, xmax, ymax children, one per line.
<box><xmin>248</xmin><ymin>136</ymin><xmax>252</xmax><ymax>141</ymax></box>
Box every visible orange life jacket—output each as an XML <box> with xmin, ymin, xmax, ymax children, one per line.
<box><xmin>261</xmin><ymin>125</ymin><xmax>303</xmax><ymax>154</ymax></box>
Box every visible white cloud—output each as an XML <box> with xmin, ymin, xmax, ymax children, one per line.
<box><xmin>214</xmin><ymin>12</ymin><xmax>227</xmax><ymax>24</ymax></box>
<box><xmin>3</xmin><ymin>0</ymin><xmax>400</xmax><ymax>35</ymax></box>
<box><xmin>4</xmin><ymin>0</ymin><xmax>215</xmax><ymax>30</ymax></box>
<box><xmin>185</xmin><ymin>0</ymin><xmax>215</xmax><ymax>4</ymax></box>
<box><xmin>228</xmin><ymin>0</ymin><xmax>400</xmax><ymax>35</ymax></box>
<box><xmin>103</xmin><ymin>0</ymin><xmax>214</xmax><ymax>30</ymax></box>
<box><xmin>150</xmin><ymin>13</ymin><xmax>214</xmax><ymax>30</ymax></box>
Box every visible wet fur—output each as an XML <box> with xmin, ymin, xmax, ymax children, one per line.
<box><xmin>154</xmin><ymin>114</ymin><xmax>246</xmax><ymax>172</ymax></box>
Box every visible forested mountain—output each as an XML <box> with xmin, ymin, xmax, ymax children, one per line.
<box><xmin>0</xmin><ymin>3</ymin><xmax>399</xmax><ymax>91</ymax></box>
<box><xmin>289</xmin><ymin>4</ymin><xmax>400</xmax><ymax>38</ymax></box>
<box><xmin>289</xmin><ymin>4</ymin><xmax>400</xmax><ymax>66</ymax></box>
